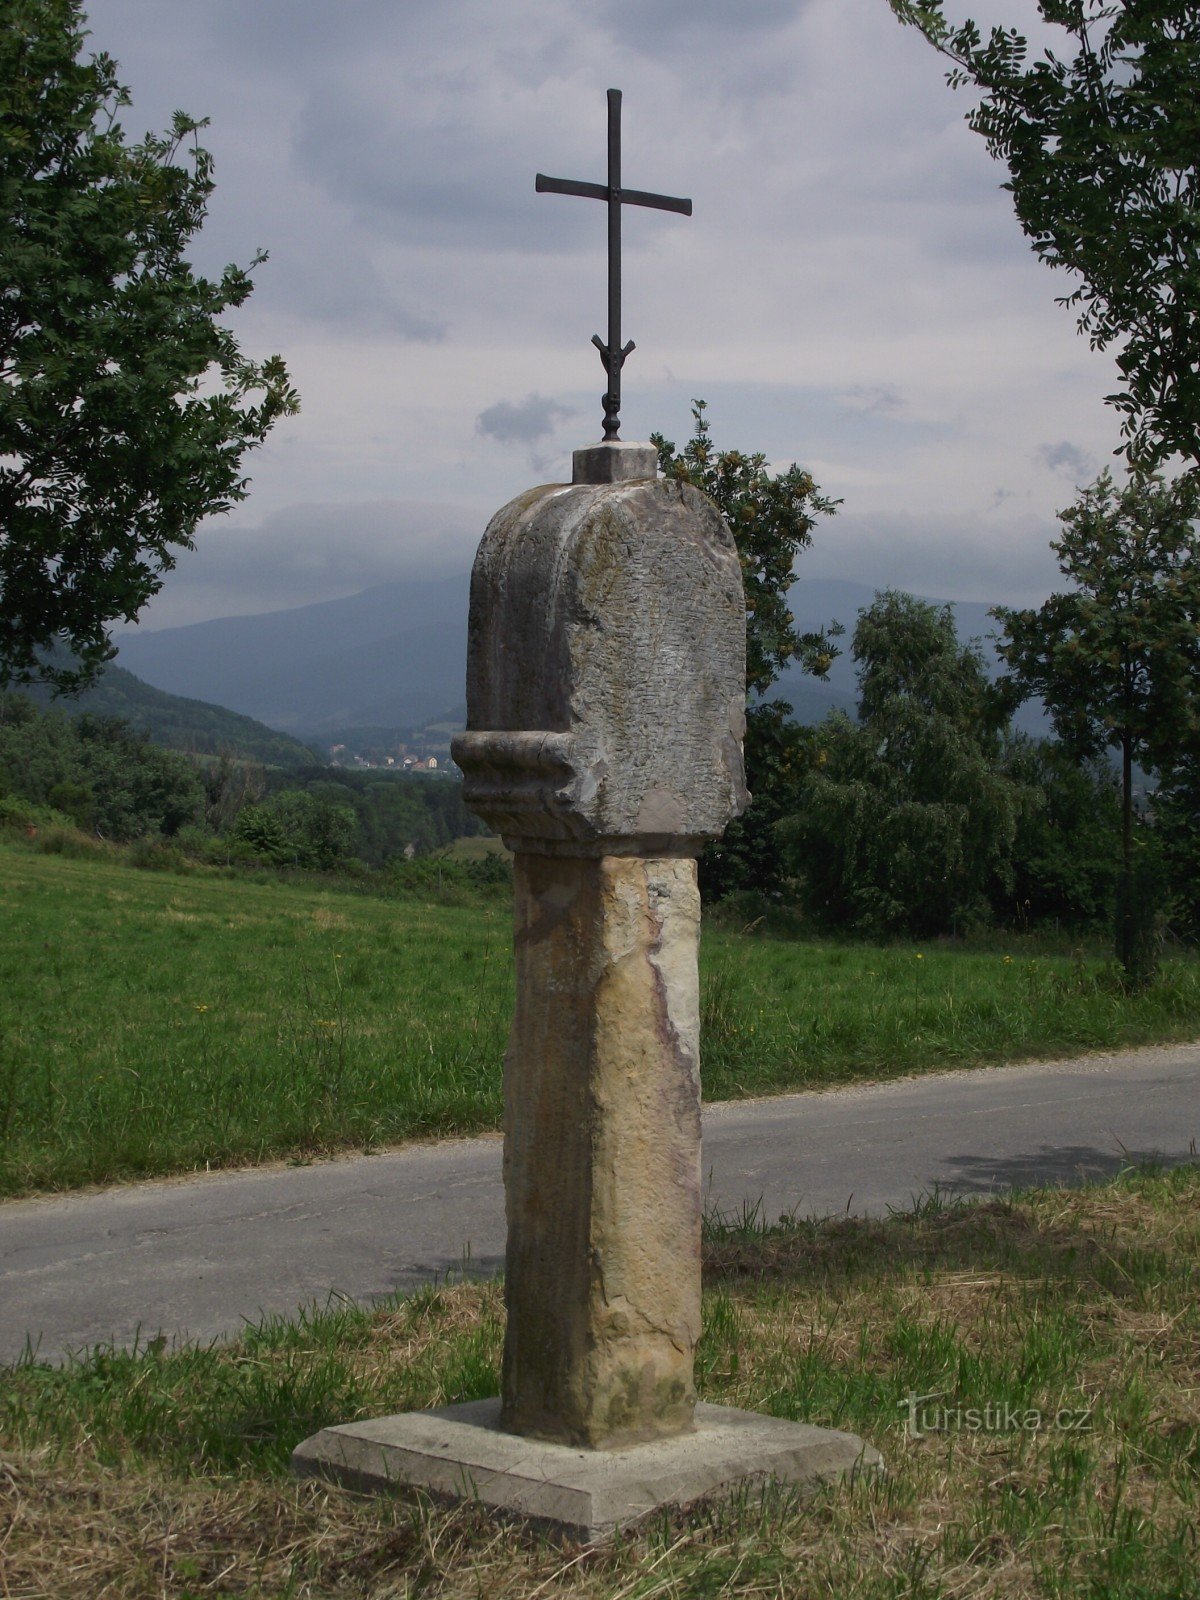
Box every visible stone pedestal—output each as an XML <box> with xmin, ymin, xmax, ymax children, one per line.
<box><xmin>291</xmin><ymin>444</ymin><xmax>882</xmax><ymax>1534</ymax></box>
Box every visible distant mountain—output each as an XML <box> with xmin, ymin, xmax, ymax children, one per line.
<box><xmin>116</xmin><ymin>574</ymin><xmax>469</xmax><ymax>737</ymax></box>
<box><xmin>24</xmin><ymin>663</ymin><xmax>320</xmax><ymax>767</ymax></box>
<box><xmin>115</xmin><ymin>573</ymin><xmax>1043</xmax><ymax>739</ymax></box>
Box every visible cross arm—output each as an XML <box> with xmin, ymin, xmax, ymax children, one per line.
<box><xmin>622</xmin><ymin>188</ymin><xmax>691</xmax><ymax>216</ymax></box>
<box><xmin>536</xmin><ymin>174</ymin><xmax>692</xmax><ymax>216</ymax></box>
<box><xmin>536</xmin><ymin>174</ymin><xmax>608</xmax><ymax>203</ymax></box>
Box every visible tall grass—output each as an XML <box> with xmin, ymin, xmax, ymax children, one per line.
<box><xmin>699</xmin><ymin>936</ymin><xmax>1200</xmax><ymax>1099</ymax></box>
<box><xmin>3</xmin><ymin>839</ymin><xmax>1199</xmax><ymax>1196</ymax></box>
<box><xmin>0</xmin><ymin>844</ymin><xmax>510</xmax><ymax>1194</ymax></box>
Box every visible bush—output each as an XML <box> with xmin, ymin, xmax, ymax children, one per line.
<box><xmin>127</xmin><ymin>837</ymin><xmax>191</xmax><ymax>874</ymax></box>
<box><xmin>232</xmin><ymin>792</ymin><xmax>356</xmax><ymax>870</ymax></box>
<box><xmin>388</xmin><ymin>854</ymin><xmax>512</xmax><ymax>902</ymax></box>
<box><xmin>0</xmin><ymin>793</ymin><xmax>41</xmax><ymax>832</ymax></box>
<box><xmin>462</xmin><ymin>851</ymin><xmax>513</xmax><ymax>890</ymax></box>
<box><xmin>36</xmin><ymin>825</ymin><xmax>108</xmax><ymax>860</ymax></box>
<box><xmin>0</xmin><ymin>793</ymin><xmax>76</xmax><ymax>834</ymax></box>
<box><xmin>46</xmin><ymin>779</ymin><xmax>95</xmax><ymax>830</ymax></box>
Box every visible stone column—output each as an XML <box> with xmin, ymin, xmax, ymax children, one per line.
<box><xmin>502</xmin><ymin>852</ymin><xmax>702</xmax><ymax>1447</ymax></box>
<box><xmin>451</xmin><ymin>442</ymin><xmax>748</xmax><ymax>1449</ymax></box>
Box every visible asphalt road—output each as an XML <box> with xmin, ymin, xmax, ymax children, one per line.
<box><xmin>2</xmin><ymin>1042</ymin><xmax>1197</xmax><ymax>1364</ymax></box>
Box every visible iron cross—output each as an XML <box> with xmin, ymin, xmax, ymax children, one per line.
<box><xmin>536</xmin><ymin>89</ymin><xmax>692</xmax><ymax>442</ymax></box>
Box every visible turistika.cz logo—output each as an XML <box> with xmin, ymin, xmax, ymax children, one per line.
<box><xmin>899</xmin><ymin>1391</ymin><xmax>1094</xmax><ymax>1439</ymax></box>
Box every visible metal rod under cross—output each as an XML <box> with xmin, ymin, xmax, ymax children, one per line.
<box><xmin>536</xmin><ymin>89</ymin><xmax>692</xmax><ymax>442</ymax></box>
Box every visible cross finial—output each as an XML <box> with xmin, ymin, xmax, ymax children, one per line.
<box><xmin>536</xmin><ymin>89</ymin><xmax>692</xmax><ymax>442</ymax></box>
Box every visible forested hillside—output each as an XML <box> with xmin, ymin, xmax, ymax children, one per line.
<box><xmin>24</xmin><ymin>663</ymin><xmax>318</xmax><ymax>767</ymax></box>
<box><xmin>0</xmin><ymin>693</ymin><xmax>487</xmax><ymax>867</ymax></box>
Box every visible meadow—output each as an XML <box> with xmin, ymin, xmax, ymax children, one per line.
<box><xmin>1</xmin><ymin>1163</ymin><xmax>1198</xmax><ymax>1597</ymax></box>
<box><xmin>3</xmin><ymin>836</ymin><xmax>1200</xmax><ymax>1198</ymax></box>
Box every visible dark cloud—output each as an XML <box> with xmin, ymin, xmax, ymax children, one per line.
<box><xmin>167</xmin><ymin>0</ymin><xmax>450</xmax><ymax>76</ymax></box>
<box><xmin>802</xmin><ymin>508</ymin><xmax>1060</xmax><ymax>611</ymax></box>
<box><xmin>1039</xmin><ymin>441</ymin><xmax>1096</xmax><ymax>481</ymax></box>
<box><xmin>609</xmin><ymin>0</ymin><xmax>801</xmax><ymax>31</ymax></box>
<box><xmin>599</xmin><ymin>0</ymin><xmax>806</xmax><ymax>72</ymax></box>
<box><xmin>125</xmin><ymin>500</ymin><xmax>482</xmax><ymax>629</ymax></box>
<box><xmin>477</xmin><ymin>394</ymin><xmax>575</xmax><ymax>446</ymax></box>
<box><xmin>839</xmin><ymin>385</ymin><xmax>906</xmax><ymax>415</ymax></box>
<box><xmin>292</xmin><ymin>93</ymin><xmax>599</xmax><ymax>254</ymax></box>
<box><xmin>83</xmin><ymin>0</ymin><xmax>1120</xmax><ymax>633</ymax></box>
<box><xmin>270</xmin><ymin>251</ymin><xmax>446</xmax><ymax>342</ymax></box>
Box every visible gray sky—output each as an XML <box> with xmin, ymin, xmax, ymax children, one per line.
<box><xmin>88</xmin><ymin>0</ymin><xmax>1122</xmax><ymax>631</ymax></box>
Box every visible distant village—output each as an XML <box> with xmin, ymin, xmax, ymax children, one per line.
<box><xmin>327</xmin><ymin>741</ymin><xmax>456</xmax><ymax>776</ymax></box>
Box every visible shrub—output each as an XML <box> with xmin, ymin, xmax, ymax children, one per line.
<box><xmin>127</xmin><ymin>837</ymin><xmax>191</xmax><ymax>874</ymax></box>
<box><xmin>36</xmin><ymin>825</ymin><xmax>108</xmax><ymax>860</ymax></box>
<box><xmin>0</xmin><ymin>794</ymin><xmax>76</xmax><ymax>835</ymax></box>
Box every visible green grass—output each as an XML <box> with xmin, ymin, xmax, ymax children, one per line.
<box><xmin>2</xmin><ymin>1165</ymin><xmax>1199</xmax><ymax>1597</ymax></box>
<box><xmin>0</xmin><ymin>841</ymin><xmax>511</xmax><ymax>1195</ymax></box>
<box><xmin>3</xmin><ymin>837</ymin><xmax>1200</xmax><ymax>1197</ymax></box>
<box><xmin>698</xmin><ymin>931</ymin><xmax>1200</xmax><ymax>1100</ymax></box>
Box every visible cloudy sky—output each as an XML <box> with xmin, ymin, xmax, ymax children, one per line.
<box><xmin>87</xmin><ymin>0</ymin><xmax>1125</xmax><ymax>631</ymax></box>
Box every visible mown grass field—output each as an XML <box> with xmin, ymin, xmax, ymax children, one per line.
<box><xmin>2</xmin><ymin>1164</ymin><xmax>1198</xmax><ymax>1597</ymax></box>
<box><xmin>3</xmin><ymin>837</ymin><xmax>1200</xmax><ymax>1197</ymax></box>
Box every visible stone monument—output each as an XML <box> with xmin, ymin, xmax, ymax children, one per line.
<box><xmin>292</xmin><ymin>88</ymin><xmax>881</xmax><ymax>1540</ymax></box>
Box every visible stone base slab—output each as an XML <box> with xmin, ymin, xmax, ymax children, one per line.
<box><xmin>292</xmin><ymin>1398</ymin><xmax>883</xmax><ymax>1542</ymax></box>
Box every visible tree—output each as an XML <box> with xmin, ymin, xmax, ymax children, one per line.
<box><xmin>73</xmin><ymin>713</ymin><xmax>202</xmax><ymax>837</ymax></box>
<box><xmin>1001</xmin><ymin>737</ymin><xmax>1121</xmax><ymax>930</ymax></box>
<box><xmin>234</xmin><ymin>789</ymin><xmax>356</xmax><ymax>871</ymax></box>
<box><xmin>0</xmin><ymin>692</ymin><xmax>202</xmax><ymax>836</ymax></box>
<box><xmin>890</xmin><ymin>0</ymin><xmax>1200</xmax><ymax>473</ymax></box>
<box><xmin>653</xmin><ymin>401</ymin><xmax>840</xmax><ymax>897</ymax></box>
<box><xmin>1152</xmin><ymin>747</ymin><xmax>1200</xmax><ymax>940</ymax></box>
<box><xmin>1</xmin><ymin>1</ymin><xmax>298</xmax><ymax>692</ymax></box>
<box><xmin>0</xmin><ymin>687</ymin><xmax>78</xmax><ymax>801</ymax></box>
<box><xmin>780</xmin><ymin>591</ymin><xmax>1032</xmax><ymax>935</ymax></box>
<box><xmin>654</xmin><ymin>401</ymin><xmax>840</xmax><ymax>696</ymax></box>
<box><xmin>994</xmin><ymin>470</ymin><xmax>1200</xmax><ymax>978</ymax></box>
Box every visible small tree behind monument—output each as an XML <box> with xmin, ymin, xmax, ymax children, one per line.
<box><xmin>995</xmin><ymin>471</ymin><xmax>1200</xmax><ymax>984</ymax></box>
<box><xmin>781</xmin><ymin>591</ymin><xmax>1032</xmax><ymax>935</ymax></box>
<box><xmin>654</xmin><ymin>401</ymin><xmax>841</xmax><ymax>900</ymax></box>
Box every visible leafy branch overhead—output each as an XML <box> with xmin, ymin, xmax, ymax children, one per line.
<box><xmin>891</xmin><ymin>0</ymin><xmax>1200</xmax><ymax>473</ymax></box>
<box><xmin>0</xmin><ymin>0</ymin><xmax>299</xmax><ymax>693</ymax></box>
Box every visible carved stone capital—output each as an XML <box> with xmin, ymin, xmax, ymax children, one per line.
<box><xmin>451</xmin><ymin>476</ymin><xmax>748</xmax><ymax>857</ymax></box>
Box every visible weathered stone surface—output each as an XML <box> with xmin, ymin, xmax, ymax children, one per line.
<box><xmin>450</xmin><ymin>477</ymin><xmax>747</xmax><ymax>856</ymax></box>
<box><xmin>572</xmin><ymin>440</ymin><xmax>658</xmax><ymax>484</ymax></box>
<box><xmin>446</xmin><ymin>472</ymin><xmax>749</xmax><ymax>1450</ymax></box>
<box><xmin>292</xmin><ymin>1398</ymin><xmax>885</xmax><ymax>1543</ymax></box>
<box><xmin>502</xmin><ymin>852</ymin><xmax>701</xmax><ymax>1448</ymax></box>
